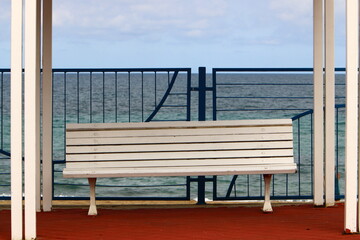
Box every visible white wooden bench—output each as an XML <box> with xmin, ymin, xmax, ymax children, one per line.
<box><xmin>63</xmin><ymin>119</ymin><xmax>297</xmax><ymax>215</ymax></box>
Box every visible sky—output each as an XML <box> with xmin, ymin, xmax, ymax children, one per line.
<box><xmin>0</xmin><ymin>0</ymin><xmax>346</xmax><ymax>70</ymax></box>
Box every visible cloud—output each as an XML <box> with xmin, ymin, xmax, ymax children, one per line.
<box><xmin>270</xmin><ymin>0</ymin><xmax>313</xmax><ymax>26</ymax></box>
<box><xmin>53</xmin><ymin>0</ymin><xmax>229</xmax><ymax>42</ymax></box>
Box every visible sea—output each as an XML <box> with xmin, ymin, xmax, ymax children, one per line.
<box><xmin>0</xmin><ymin>71</ymin><xmax>346</xmax><ymax>200</ymax></box>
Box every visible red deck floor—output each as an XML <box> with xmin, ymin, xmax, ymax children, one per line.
<box><xmin>1</xmin><ymin>203</ymin><xmax>360</xmax><ymax>240</ymax></box>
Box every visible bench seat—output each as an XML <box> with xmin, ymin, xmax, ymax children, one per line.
<box><xmin>63</xmin><ymin>119</ymin><xmax>297</xmax><ymax>215</ymax></box>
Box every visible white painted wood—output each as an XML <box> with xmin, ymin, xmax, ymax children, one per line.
<box><xmin>67</xmin><ymin>133</ymin><xmax>293</xmax><ymax>146</ymax></box>
<box><xmin>325</xmin><ymin>0</ymin><xmax>335</xmax><ymax>207</ymax></box>
<box><xmin>88</xmin><ymin>178</ymin><xmax>97</xmax><ymax>216</ymax></box>
<box><xmin>66</xmin><ymin>157</ymin><xmax>295</xmax><ymax>169</ymax></box>
<box><xmin>66</xmin><ymin>126</ymin><xmax>292</xmax><ymax>139</ymax></box>
<box><xmin>67</xmin><ymin>141</ymin><xmax>293</xmax><ymax>154</ymax></box>
<box><xmin>25</xmin><ymin>0</ymin><xmax>40</xmax><ymax>238</ymax></box>
<box><xmin>262</xmin><ymin>174</ymin><xmax>273</xmax><ymax>212</ymax></box>
<box><xmin>345</xmin><ymin>0</ymin><xmax>359</xmax><ymax>233</ymax></box>
<box><xmin>313</xmin><ymin>0</ymin><xmax>324</xmax><ymax>207</ymax></box>
<box><xmin>36</xmin><ymin>0</ymin><xmax>41</xmax><ymax>213</ymax></box>
<box><xmin>42</xmin><ymin>0</ymin><xmax>53</xmax><ymax>212</ymax></box>
<box><xmin>67</xmin><ymin>149</ymin><xmax>294</xmax><ymax>162</ymax></box>
<box><xmin>10</xmin><ymin>0</ymin><xmax>23</xmax><ymax>238</ymax></box>
<box><xmin>63</xmin><ymin>163</ymin><xmax>297</xmax><ymax>178</ymax></box>
<box><xmin>67</xmin><ymin>119</ymin><xmax>292</xmax><ymax>130</ymax></box>
<box><xmin>64</xmin><ymin>120</ymin><xmax>296</xmax><ymax>214</ymax></box>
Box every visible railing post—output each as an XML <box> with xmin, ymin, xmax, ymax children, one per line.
<box><xmin>197</xmin><ymin>66</ymin><xmax>206</xmax><ymax>205</ymax></box>
<box><xmin>198</xmin><ymin>66</ymin><xmax>206</xmax><ymax>121</ymax></box>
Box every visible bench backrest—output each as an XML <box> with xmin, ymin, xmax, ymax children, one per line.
<box><xmin>65</xmin><ymin>119</ymin><xmax>294</xmax><ymax>170</ymax></box>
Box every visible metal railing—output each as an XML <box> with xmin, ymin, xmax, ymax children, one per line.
<box><xmin>51</xmin><ymin>68</ymin><xmax>192</xmax><ymax>200</ymax></box>
<box><xmin>211</xmin><ymin>68</ymin><xmax>345</xmax><ymax>200</ymax></box>
<box><xmin>0</xmin><ymin>67</ymin><xmax>346</xmax><ymax>202</ymax></box>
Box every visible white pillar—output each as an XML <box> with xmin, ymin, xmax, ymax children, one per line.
<box><xmin>313</xmin><ymin>0</ymin><xmax>324</xmax><ymax>206</ymax></box>
<box><xmin>324</xmin><ymin>0</ymin><xmax>335</xmax><ymax>207</ymax></box>
<box><xmin>345</xmin><ymin>0</ymin><xmax>359</xmax><ymax>233</ymax></box>
<box><xmin>10</xmin><ymin>0</ymin><xmax>23</xmax><ymax>239</ymax></box>
<box><xmin>42</xmin><ymin>0</ymin><xmax>53</xmax><ymax>212</ymax></box>
<box><xmin>24</xmin><ymin>0</ymin><xmax>41</xmax><ymax>238</ymax></box>
<box><xmin>36</xmin><ymin>0</ymin><xmax>41</xmax><ymax>213</ymax></box>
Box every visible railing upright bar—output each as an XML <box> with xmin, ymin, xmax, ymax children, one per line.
<box><xmin>212</xmin><ymin>68</ymin><xmax>217</xmax><ymax>121</ymax></box>
<box><xmin>187</xmin><ymin>69</ymin><xmax>191</xmax><ymax>121</ymax></box>
<box><xmin>102</xmin><ymin>72</ymin><xmax>105</xmax><ymax>123</ymax></box>
<box><xmin>335</xmin><ymin>107</ymin><xmax>340</xmax><ymax>198</ymax></box>
<box><xmin>115</xmin><ymin>72</ymin><xmax>118</xmax><ymax>122</ymax></box>
<box><xmin>311</xmin><ymin>113</ymin><xmax>314</xmax><ymax>196</ymax></box>
<box><xmin>298</xmin><ymin>119</ymin><xmax>301</xmax><ymax>195</ymax></box>
<box><xmin>90</xmin><ymin>72</ymin><xmax>93</xmax><ymax>123</ymax></box>
<box><xmin>1</xmin><ymin>71</ymin><xmax>3</xmax><ymax>149</ymax></box>
<box><xmin>63</xmin><ymin>73</ymin><xmax>67</xmax><ymax>161</ymax></box>
<box><xmin>52</xmin><ymin>72</ymin><xmax>55</xmax><ymax>199</ymax></box>
<box><xmin>76</xmin><ymin>72</ymin><xmax>80</xmax><ymax>123</ymax></box>
<box><xmin>154</xmin><ymin>71</ymin><xmax>157</xmax><ymax>113</ymax></box>
<box><xmin>197</xmin><ymin>67</ymin><xmax>206</xmax><ymax>205</ymax></box>
<box><xmin>128</xmin><ymin>72</ymin><xmax>131</xmax><ymax>122</ymax></box>
<box><xmin>141</xmin><ymin>71</ymin><xmax>144</xmax><ymax>122</ymax></box>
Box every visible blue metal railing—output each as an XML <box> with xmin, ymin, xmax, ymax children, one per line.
<box><xmin>51</xmin><ymin>68</ymin><xmax>192</xmax><ymax>200</ymax></box>
<box><xmin>211</xmin><ymin>68</ymin><xmax>345</xmax><ymax>201</ymax></box>
<box><xmin>0</xmin><ymin>67</ymin><xmax>346</xmax><ymax>202</ymax></box>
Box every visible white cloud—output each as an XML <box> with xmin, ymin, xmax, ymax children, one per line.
<box><xmin>53</xmin><ymin>0</ymin><xmax>229</xmax><ymax>42</ymax></box>
<box><xmin>270</xmin><ymin>0</ymin><xmax>312</xmax><ymax>26</ymax></box>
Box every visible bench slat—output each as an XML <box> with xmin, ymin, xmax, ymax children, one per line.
<box><xmin>66</xmin><ymin>133</ymin><xmax>293</xmax><ymax>146</ymax></box>
<box><xmin>67</xmin><ymin>149</ymin><xmax>293</xmax><ymax>161</ymax></box>
<box><xmin>63</xmin><ymin>163</ymin><xmax>297</xmax><ymax>178</ymax></box>
<box><xmin>66</xmin><ymin>141</ymin><xmax>293</xmax><ymax>154</ymax></box>
<box><xmin>66</xmin><ymin>157</ymin><xmax>295</xmax><ymax>169</ymax></box>
<box><xmin>66</xmin><ymin>119</ymin><xmax>292</xmax><ymax>131</ymax></box>
<box><xmin>66</xmin><ymin>126</ymin><xmax>292</xmax><ymax>139</ymax></box>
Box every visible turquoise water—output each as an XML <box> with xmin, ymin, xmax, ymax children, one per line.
<box><xmin>0</xmin><ymin>72</ymin><xmax>346</xmax><ymax>200</ymax></box>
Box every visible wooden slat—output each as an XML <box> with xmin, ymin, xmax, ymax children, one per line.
<box><xmin>67</xmin><ymin>149</ymin><xmax>293</xmax><ymax>161</ymax></box>
<box><xmin>66</xmin><ymin>133</ymin><xmax>293</xmax><ymax>146</ymax></box>
<box><xmin>66</xmin><ymin>119</ymin><xmax>292</xmax><ymax>131</ymax></box>
<box><xmin>66</xmin><ymin>141</ymin><xmax>293</xmax><ymax>154</ymax></box>
<box><xmin>64</xmin><ymin>119</ymin><xmax>296</xmax><ymax>179</ymax></box>
<box><xmin>63</xmin><ymin>163</ymin><xmax>298</xmax><ymax>178</ymax></box>
<box><xmin>66</xmin><ymin>126</ymin><xmax>292</xmax><ymax>139</ymax></box>
<box><xmin>66</xmin><ymin>157</ymin><xmax>295</xmax><ymax>169</ymax></box>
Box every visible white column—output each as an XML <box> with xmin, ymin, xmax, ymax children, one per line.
<box><xmin>42</xmin><ymin>0</ymin><xmax>53</xmax><ymax>212</ymax></box>
<box><xmin>313</xmin><ymin>0</ymin><xmax>324</xmax><ymax>206</ymax></box>
<box><xmin>10</xmin><ymin>0</ymin><xmax>23</xmax><ymax>239</ymax></box>
<box><xmin>25</xmin><ymin>0</ymin><xmax>41</xmax><ymax>238</ymax></box>
<box><xmin>324</xmin><ymin>0</ymin><xmax>335</xmax><ymax>207</ymax></box>
<box><xmin>345</xmin><ymin>0</ymin><xmax>359</xmax><ymax>233</ymax></box>
<box><xmin>36</xmin><ymin>0</ymin><xmax>41</xmax><ymax>212</ymax></box>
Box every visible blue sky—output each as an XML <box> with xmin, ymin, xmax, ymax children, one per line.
<box><xmin>0</xmin><ymin>0</ymin><xmax>346</xmax><ymax>69</ymax></box>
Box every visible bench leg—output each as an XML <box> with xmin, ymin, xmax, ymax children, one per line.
<box><xmin>88</xmin><ymin>178</ymin><xmax>97</xmax><ymax>216</ymax></box>
<box><xmin>262</xmin><ymin>174</ymin><xmax>273</xmax><ymax>213</ymax></box>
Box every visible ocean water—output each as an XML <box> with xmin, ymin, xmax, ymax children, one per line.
<box><xmin>0</xmin><ymin>72</ymin><xmax>346</xmax><ymax>200</ymax></box>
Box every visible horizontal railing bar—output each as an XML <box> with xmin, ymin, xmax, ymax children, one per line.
<box><xmin>169</xmin><ymin>93</ymin><xmax>188</xmax><ymax>96</ymax></box>
<box><xmin>217</xmin><ymin>108</ymin><xmax>312</xmax><ymax>112</ymax></box>
<box><xmin>214</xmin><ymin>195</ymin><xmax>314</xmax><ymax>200</ymax></box>
<box><xmin>53</xmin><ymin>196</ymin><xmax>190</xmax><ymax>201</ymax></box>
<box><xmin>162</xmin><ymin>105</ymin><xmax>187</xmax><ymax>108</ymax></box>
<box><xmin>213</xmin><ymin>67</ymin><xmax>346</xmax><ymax>72</ymax></box>
<box><xmin>217</xmin><ymin>83</ymin><xmax>346</xmax><ymax>86</ymax></box>
<box><xmin>54</xmin><ymin>183</ymin><xmax>186</xmax><ymax>188</ymax></box>
<box><xmin>52</xmin><ymin>68</ymin><xmax>192</xmax><ymax>73</ymax></box>
<box><xmin>217</xmin><ymin>83</ymin><xmax>314</xmax><ymax>86</ymax></box>
<box><xmin>150</xmin><ymin>119</ymin><xmax>188</xmax><ymax>122</ymax></box>
<box><xmin>217</xmin><ymin>96</ymin><xmax>314</xmax><ymax>99</ymax></box>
